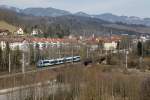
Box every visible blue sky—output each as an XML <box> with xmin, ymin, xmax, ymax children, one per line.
<box><xmin>0</xmin><ymin>0</ymin><xmax>150</xmax><ymax>17</ymax></box>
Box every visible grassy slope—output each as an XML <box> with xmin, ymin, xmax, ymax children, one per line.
<box><xmin>0</xmin><ymin>21</ymin><xmax>17</xmax><ymax>33</ymax></box>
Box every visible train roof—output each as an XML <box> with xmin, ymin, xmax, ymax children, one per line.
<box><xmin>56</xmin><ymin>58</ymin><xmax>65</xmax><ymax>60</ymax></box>
<box><xmin>39</xmin><ymin>59</ymin><xmax>55</xmax><ymax>62</ymax></box>
<box><xmin>73</xmin><ymin>56</ymin><xmax>80</xmax><ymax>58</ymax></box>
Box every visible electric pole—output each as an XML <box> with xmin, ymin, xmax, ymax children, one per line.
<box><xmin>72</xmin><ymin>44</ymin><xmax>74</xmax><ymax>63</ymax></box>
<box><xmin>87</xmin><ymin>46</ymin><xmax>89</xmax><ymax>58</ymax></box>
<box><xmin>125</xmin><ymin>50</ymin><xmax>128</xmax><ymax>69</ymax></box>
<box><xmin>9</xmin><ymin>53</ymin><xmax>11</xmax><ymax>73</ymax></box>
<box><xmin>22</xmin><ymin>52</ymin><xmax>25</xmax><ymax>74</ymax></box>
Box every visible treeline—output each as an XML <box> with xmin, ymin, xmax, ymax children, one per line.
<box><xmin>0</xmin><ymin>42</ymin><xmax>22</xmax><ymax>72</ymax></box>
<box><xmin>33</xmin><ymin>24</ymin><xmax>71</xmax><ymax>38</ymax></box>
<box><xmin>0</xmin><ymin>43</ymin><xmax>47</xmax><ymax>72</ymax></box>
<box><xmin>0</xmin><ymin>42</ymin><xmax>82</xmax><ymax>72</ymax></box>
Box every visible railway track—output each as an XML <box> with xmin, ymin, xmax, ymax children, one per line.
<box><xmin>0</xmin><ymin>62</ymin><xmax>80</xmax><ymax>79</ymax></box>
<box><xmin>0</xmin><ymin>49</ymin><xmax>128</xmax><ymax>79</ymax></box>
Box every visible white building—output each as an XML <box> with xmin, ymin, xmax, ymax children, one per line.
<box><xmin>31</xmin><ymin>29</ymin><xmax>43</xmax><ymax>36</ymax></box>
<box><xmin>0</xmin><ymin>39</ymin><xmax>29</xmax><ymax>52</ymax></box>
<box><xmin>140</xmin><ymin>35</ymin><xmax>149</xmax><ymax>42</ymax></box>
<box><xmin>104</xmin><ymin>42</ymin><xmax>117</xmax><ymax>51</ymax></box>
<box><xmin>31</xmin><ymin>29</ymin><xmax>39</xmax><ymax>35</ymax></box>
<box><xmin>0</xmin><ymin>29</ymin><xmax>9</xmax><ymax>36</ymax></box>
<box><xmin>31</xmin><ymin>30</ymin><xmax>38</xmax><ymax>35</ymax></box>
<box><xmin>16</xmin><ymin>28</ymin><xmax>24</xmax><ymax>35</ymax></box>
<box><xmin>0</xmin><ymin>41</ymin><xmax>6</xmax><ymax>50</ymax></box>
<box><xmin>10</xmin><ymin>40</ymin><xmax>29</xmax><ymax>52</ymax></box>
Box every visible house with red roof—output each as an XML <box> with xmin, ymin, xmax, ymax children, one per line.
<box><xmin>102</xmin><ymin>36</ymin><xmax>121</xmax><ymax>50</ymax></box>
<box><xmin>0</xmin><ymin>29</ymin><xmax>10</xmax><ymax>36</ymax></box>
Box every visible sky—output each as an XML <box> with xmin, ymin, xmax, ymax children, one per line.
<box><xmin>0</xmin><ymin>0</ymin><xmax>150</xmax><ymax>18</ymax></box>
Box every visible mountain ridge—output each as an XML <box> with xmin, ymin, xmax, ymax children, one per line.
<box><xmin>0</xmin><ymin>5</ymin><xmax>150</xmax><ymax>36</ymax></box>
<box><xmin>0</xmin><ymin>5</ymin><xmax>150</xmax><ymax>26</ymax></box>
<box><xmin>22</xmin><ymin>7</ymin><xmax>71</xmax><ymax>17</ymax></box>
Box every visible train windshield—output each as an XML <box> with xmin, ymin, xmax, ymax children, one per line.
<box><xmin>43</xmin><ymin>61</ymin><xmax>50</xmax><ymax>64</ymax></box>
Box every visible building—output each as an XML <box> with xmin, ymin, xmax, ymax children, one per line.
<box><xmin>0</xmin><ymin>29</ymin><xmax>9</xmax><ymax>36</ymax></box>
<box><xmin>95</xmin><ymin>35</ymin><xmax>122</xmax><ymax>51</ymax></box>
<box><xmin>31</xmin><ymin>38</ymin><xmax>65</xmax><ymax>49</ymax></box>
<box><xmin>103</xmin><ymin>41</ymin><xmax>118</xmax><ymax>51</ymax></box>
<box><xmin>140</xmin><ymin>35</ymin><xmax>149</xmax><ymax>42</ymax></box>
<box><xmin>0</xmin><ymin>36</ymin><xmax>69</xmax><ymax>51</ymax></box>
<box><xmin>16</xmin><ymin>28</ymin><xmax>24</xmax><ymax>35</ymax></box>
<box><xmin>0</xmin><ymin>37</ymin><xmax>29</xmax><ymax>51</ymax></box>
<box><xmin>31</xmin><ymin>29</ymin><xmax>38</xmax><ymax>35</ymax></box>
<box><xmin>31</xmin><ymin>28</ymin><xmax>43</xmax><ymax>36</ymax></box>
<box><xmin>0</xmin><ymin>41</ymin><xmax>6</xmax><ymax>50</ymax></box>
<box><xmin>9</xmin><ymin>39</ymin><xmax>29</xmax><ymax>52</ymax></box>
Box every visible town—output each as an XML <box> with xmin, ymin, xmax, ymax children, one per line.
<box><xmin>0</xmin><ymin>25</ymin><xmax>150</xmax><ymax>100</ymax></box>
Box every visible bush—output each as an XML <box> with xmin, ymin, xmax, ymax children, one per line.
<box><xmin>140</xmin><ymin>77</ymin><xmax>150</xmax><ymax>100</ymax></box>
<box><xmin>128</xmin><ymin>60</ymin><xmax>138</xmax><ymax>68</ymax></box>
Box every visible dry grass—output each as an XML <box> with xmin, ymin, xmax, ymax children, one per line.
<box><xmin>1</xmin><ymin>64</ymin><xmax>150</xmax><ymax>100</ymax></box>
<box><xmin>0</xmin><ymin>21</ymin><xmax>17</xmax><ymax>33</ymax></box>
<box><xmin>0</xmin><ymin>68</ymin><xmax>57</xmax><ymax>89</ymax></box>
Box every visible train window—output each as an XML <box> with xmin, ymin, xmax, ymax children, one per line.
<box><xmin>51</xmin><ymin>60</ymin><xmax>57</xmax><ymax>64</ymax></box>
<box><xmin>73</xmin><ymin>58</ymin><xmax>76</xmax><ymax>60</ymax></box>
<box><xmin>43</xmin><ymin>61</ymin><xmax>50</xmax><ymax>64</ymax></box>
<box><xmin>59</xmin><ymin>60</ymin><xmax>63</xmax><ymax>62</ymax></box>
<box><xmin>55</xmin><ymin>61</ymin><xmax>59</xmax><ymax>63</ymax></box>
<box><xmin>37</xmin><ymin>56</ymin><xmax>80</xmax><ymax>68</ymax></box>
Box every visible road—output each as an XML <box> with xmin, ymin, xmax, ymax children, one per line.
<box><xmin>0</xmin><ymin>80</ymin><xmax>69</xmax><ymax>100</ymax></box>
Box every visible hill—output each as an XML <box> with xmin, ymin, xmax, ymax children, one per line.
<box><xmin>0</xmin><ymin>21</ymin><xmax>17</xmax><ymax>33</ymax></box>
<box><xmin>94</xmin><ymin>13</ymin><xmax>150</xmax><ymax>27</ymax></box>
<box><xmin>1</xmin><ymin>5</ymin><xmax>150</xmax><ymax>27</ymax></box>
<box><xmin>0</xmin><ymin>7</ymin><xmax>150</xmax><ymax>37</ymax></box>
<box><xmin>22</xmin><ymin>7</ymin><xmax>71</xmax><ymax>17</ymax></box>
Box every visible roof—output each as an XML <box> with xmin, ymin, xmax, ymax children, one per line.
<box><xmin>0</xmin><ymin>29</ymin><xmax>9</xmax><ymax>33</ymax></box>
<box><xmin>31</xmin><ymin>38</ymin><xmax>64</xmax><ymax>43</ymax></box>
<box><xmin>96</xmin><ymin>35</ymin><xmax>122</xmax><ymax>43</ymax></box>
<box><xmin>0</xmin><ymin>37</ymin><xmax>65</xmax><ymax>43</ymax></box>
<box><xmin>0</xmin><ymin>37</ymin><xmax>26</xmax><ymax>43</ymax></box>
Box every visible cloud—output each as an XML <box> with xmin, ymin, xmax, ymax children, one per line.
<box><xmin>0</xmin><ymin>0</ymin><xmax>53</xmax><ymax>8</ymax></box>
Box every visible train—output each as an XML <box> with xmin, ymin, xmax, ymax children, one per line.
<box><xmin>37</xmin><ymin>56</ymin><xmax>81</xmax><ymax>68</ymax></box>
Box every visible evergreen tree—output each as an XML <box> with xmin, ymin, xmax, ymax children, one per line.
<box><xmin>4</xmin><ymin>42</ymin><xmax>10</xmax><ymax>71</ymax></box>
<box><xmin>12</xmin><ymin>46</ymin><xmax>21</xmax><ymax>70</ymax></box>
<box><xmin>0</xmin><ymin>46</ymin><xmax>3</xmax><ymax>70</ymax></box>
<box><xmin>116</xmin><ymin>41</ymin><xmax>120</xmax><ymax>50</ymax></box>
<box><xmin>35</xmin><ymin>43</ymin><xmax>41</xmax><ymax>62</ymax></box>
<box><xmin>29</xmin><ymin>44</ymin><xmax>35</xmax><ymax>65</ymax></box>
<box><xmin>15</xmin><ymin>47</ymin><xmax>21</xmax><ymax>68</ymax></box>
<box><xmin>137</xmin><ymin>41</ymin><xmax>142</xmax><ymax>57</ymax></box>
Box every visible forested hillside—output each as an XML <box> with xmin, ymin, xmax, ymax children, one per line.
<box><xmin>0</xmin><ymin>8</ymin><xmax>149</xmax><ymax>37</ymax></box>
